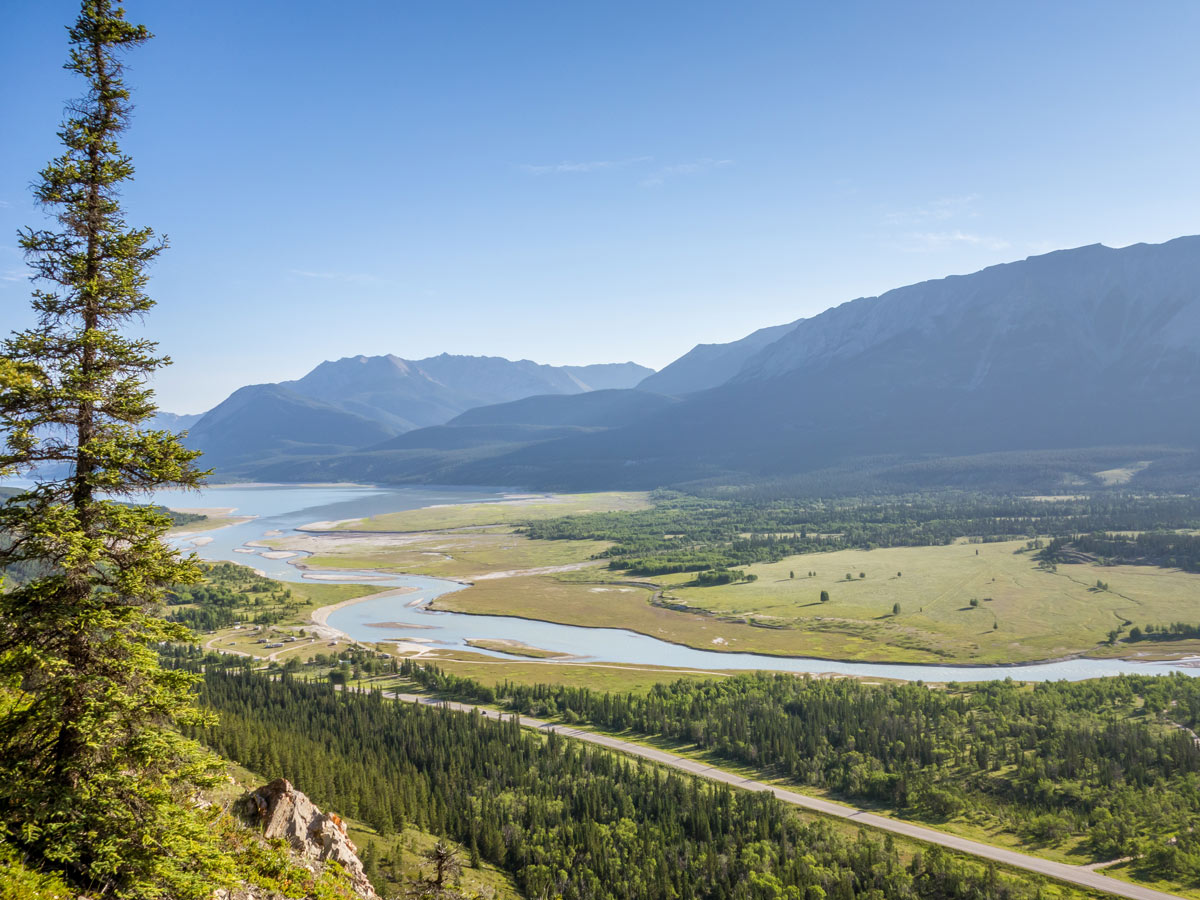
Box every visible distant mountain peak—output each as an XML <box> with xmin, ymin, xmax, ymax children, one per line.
<box><xmin>184</xmin><ymin>351</ymin><xmax>653</xmax><ymax>474</ymax></box>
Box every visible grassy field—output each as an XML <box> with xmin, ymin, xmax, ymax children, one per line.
<box><xmin>429</xmin><ymin>538</ymin><xmax>1200</xmax><ymax>664</ymax></box>
<box><xmin>405</xmin><ymin>655</ymin><xmax>735</xmax><ymax>692</ymax></box>
<box><xmin>283</xmin><ymin>578</ymin><xmax>384</xmax><ymax>617</ymax></box>
<box><xmin>285</xmin><ymin>527</ymin><xmax>611</xmax><ymax>579</ymax></box>
<box><xmin>657</xmin><ymin>539</ymin><xmax>1200</xmax><ymax>663</ymax></box>
<box><xmin>317</xmin><ymin>491</ymin><xmax>650</xmax><ymax>532</ymax></box>
<box><xmin>432</xmin><ymin>573</ymin><xmax>965</xmax><ymax>662</ymax></box>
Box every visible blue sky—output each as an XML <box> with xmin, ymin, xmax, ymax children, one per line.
<box><xmin>3</xmin><ymin>1</ymin><xmax>1200</xmax><ymax>413</ymax></box>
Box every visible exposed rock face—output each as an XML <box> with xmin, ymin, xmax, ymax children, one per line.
<box><xmin>238</xmin><ymin>778</ymin><xmax>378</xmax><ymax>900</ymax></box>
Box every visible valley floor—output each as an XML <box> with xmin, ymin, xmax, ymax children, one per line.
<box><xmin>248</xmin><ymin>494</ymin><xmax>1200</xmax><ymax>667</ymax></box>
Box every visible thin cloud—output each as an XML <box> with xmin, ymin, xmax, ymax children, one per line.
<box><xmin>520</xmin><ymin>156</ymin><xmax>651</xmax><ymax>175</ymax></box>
<box><xmin>0</xmin><ymin>268</ymin><xmax>31</xmax><ymax>283</ymax></box>
<box><xmin>900</xmin><ymin>230</ymin><xmax>1010</xmax><ymax>252</ymax></box>
<box><xmin>883</xmin><ymin>194</ymin><xmax>980</xmax><ymax>226</ymax></box>
<box><xmin>640</xmin><ymin>158</ymin><xmax>733</xmax><ymax>188</ymax></box>
<box><xmin>0</xmin><ymin>200</ymin><xmax>10</xmax><ymax>208</ymax></box>
<box><xmin>1023</xmin><ymin>239</ymin><xmax>1061</xmax><ymax>254</ymax></box>
<box><xmin>289</xmin><ymin>269</ymin><xmax>388</xmax><ymax>285</ymax></box>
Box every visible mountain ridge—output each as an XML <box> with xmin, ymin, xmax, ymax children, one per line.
<box><xmin>181</xmin><ymin>353</ymin><xmax>654</xmax><ymax>472</ymax></box>
<box><xmin>637</xmin><ymin>319</ymin><xmax>803</xmax><ymax>395</ymax></box>
<box><xmin>245</xmin><ymin>236</ymin><xmax>1200</xmax><ymax>492</ymax></box>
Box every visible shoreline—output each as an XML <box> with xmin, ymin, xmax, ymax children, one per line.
<box><xmin>168</xmin><ymin>513</ymin><xmax>256</xmax><ymax>537</ymax></box>
<box><xmin>202</xmin><ymin>481</ymin><xmax>382</xmax><ymax>489</ymax></box>
<box><xmin>308</xmin><ymin>586</ymin><xmax>418</xmax><ymax>641</ymax></box>
<box><xmin>426</xmin><ymin>597</ymin><xmax>1200</xmax><ymax>672</ymax></box>
<box><xmin>290</xmin><ymin>557</ymin><xmax>475</xmax><ymax>587</ymax></box>
<box><xmin>464</xmin><ymin>637</ymin><xmax>573</xmax><ymax>660</ymax></box>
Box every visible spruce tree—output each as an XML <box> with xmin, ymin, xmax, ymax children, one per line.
<box><xmin>0</xmin><ymin>2</ymin><xmax>226</xmax><ymax>895</ymax></box>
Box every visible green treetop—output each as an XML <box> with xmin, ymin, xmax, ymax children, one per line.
<box><xmin>0</xmin><ymin>2</ymin><xmax>228</xmax><ymax>896</ymax></box>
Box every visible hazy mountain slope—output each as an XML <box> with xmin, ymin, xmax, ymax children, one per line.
<box><xmin>368</xmin><ymin>422</ymin><xmax>596</xmax><ymax>452</ymax></box>
<box><xmin>254</xmin><ymin>389</ymin><xmax>677</xmax><ymax>484</ymax></box>
<box><xmin>285</xmin><ymin>353</ymin><xmax>654</xmax><ymax>429</ymax></box>
<box><xmin>561</xmin><ymin>362</ymin><xmax>655</xmax><ymax>391</ymax></box>
<box><xmin>637</xmin><ymin>320</ymin><xmax>801</xmax><ymax>395</ymax></box>
<box><xmin>449</xmin><ymin>389</ymin><xmax>679</xmax><ymax>428</ymax></box>
<box><xmin>187</xmin><ymin>353</ymin><xmax>653</xmax><ymax>474</ymax></box>
<box><xmin>736</xmin><ymin>238</ymin><xmax>1200</xmax><ymax>384</ymax></box>
<box><xmin>285</xmin><ymin>354</ymin><xmax>472</xmax><ymax>432</ymax></box>
<box><xmin>539</xmin><ymin>237</ymin><xmax>1200</xmax><ymax>486</ymax></box>
<box><xmin>184</xmin><ymin>384</ymin><xmax>395</xmax><ymax>472</ymax></box>
<box><xmin>274</xmin><ymin>237</ymin><xmax>1200</xmax><ymax>491</ymax></box>
<box><xmin>410</xmin><ymin>354</ymin><xmax>648</xmax><ymax>402</ymax></box>
<box><xmin>149</xmin><ymin>411</ymin><xmax>202</xmax><ymax>432</ymax></box>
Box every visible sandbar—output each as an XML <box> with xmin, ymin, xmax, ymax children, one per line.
<box><xmin>308</xmin><ymin>586</ymin><xmax>419</xmax><ymax>641</ymax></box>
<box><xmin>302</xmin><ymin>571</ymin><xmax>392</xmax><ymax>582</ymax></box>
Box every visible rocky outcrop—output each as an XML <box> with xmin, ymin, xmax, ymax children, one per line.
<box><xmin>234</xmin><ymin>778</ymin><xmax>379</xmax><ymax>900</ymax></box>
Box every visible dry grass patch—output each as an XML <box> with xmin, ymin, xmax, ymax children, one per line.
<box><xmin>663</xmin><ymin>539</ymin><xmax>1200</xmax><ymax>663</ymax></box>
<box><xmin>320</xmin><ymin>491</ymin><xmax>650</xmax><ymax>532</ymax></box>
<box><xmin>275</xmin><ymin>528</ymin><xmax>611</xmax><ymax>580</ymax></box>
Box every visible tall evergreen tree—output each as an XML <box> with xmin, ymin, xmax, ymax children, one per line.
<box><xmin>0</xmin><ymin>2</ymin><xmax>226</xmax><ymax>895</ymax></box>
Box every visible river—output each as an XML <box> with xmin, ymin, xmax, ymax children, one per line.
<box><xmin>151</xmin><ymin>483</ymin><xmax>1200</xmax><ymax>683</ymax></box>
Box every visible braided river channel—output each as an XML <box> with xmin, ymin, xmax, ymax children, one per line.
<box><xmin>153</xmin><ymin>483</ymin><xmax>1200</xmax><ymax>682</ymax></box>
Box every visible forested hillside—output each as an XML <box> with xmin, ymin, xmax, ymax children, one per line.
<box><xmin>400</xmin><ymin>664</ymin><xmax>1200</xmax><ymax>886</ymax></box>
<box><xmin>1041</xmin><ymin>532</ymin><xmax>1200</xmax><ymax>574</ymax></box>
<box><xmin>192</xmin><ymin>669</ymin><xmax>1102</xmax><ymax>900</ymax></box>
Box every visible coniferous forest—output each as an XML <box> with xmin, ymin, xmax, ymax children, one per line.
<box><xmin>194</xmin><ymin>669</ymin><xmax>1106</xmax><ymax>900</ymax></box>
<box><xmin>397</xmin><ymin>663</ymin><xmax>1200</xmax><ymax>885</ymax></box>
<box><xmin>525</xmin><ymin>492</ymin><xmax>1200</xmax><ymax>576</ymax></box>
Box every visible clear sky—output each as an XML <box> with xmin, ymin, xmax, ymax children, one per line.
<box><xmin>3</xmin><ymin>1</ymin><xmax>1200</xmax><ymax>413</ymax></box>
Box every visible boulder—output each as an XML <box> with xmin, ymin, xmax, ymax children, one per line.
<box><xmin>239</xmin><ymin>778</ymin><xmax>378</xmax><ymax>899</ymax></box>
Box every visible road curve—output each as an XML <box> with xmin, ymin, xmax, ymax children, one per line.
<box><xmin>379</xmin><ymin>690</ymin><xmax>1186</xmax><ymax>900</ymax></box>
